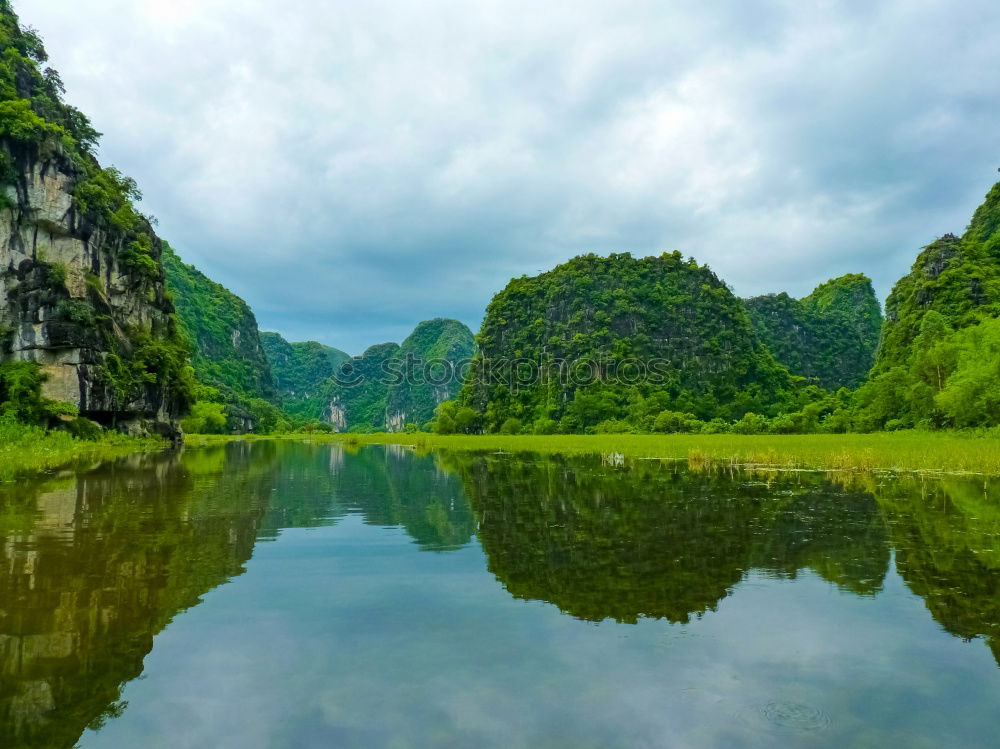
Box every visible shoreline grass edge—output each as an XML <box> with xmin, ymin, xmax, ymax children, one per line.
<box><xmin>186</xmin><ymin>431</ymin><xmax>1000</xmax><ymax>476</ymax></box>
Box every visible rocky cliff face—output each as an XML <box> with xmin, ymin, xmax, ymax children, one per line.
<box><xmin>0</xmin><ymin>147</ymin><xmax>188</xmax><ymax>437</ymax></box>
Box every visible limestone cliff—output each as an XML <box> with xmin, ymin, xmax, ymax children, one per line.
<box><xmin>0</xmin><ymin>4</ymin><xmax>192</xmax><ymax>436</ymax></box>
<box><xmin>0</xmin><ymin>145</ymin><xmax>189</xmax><ymax>437</ymax></box>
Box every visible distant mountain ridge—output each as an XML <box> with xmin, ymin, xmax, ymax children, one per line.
<box><xmin>260</xmin><ymin>332</ymin><xmax>350</xmax><ymax>423</ymax></box>
<box><xmin>265</xmin><ymin>319</ymin><xmax>475</xmax><ymax>432</ymax></box>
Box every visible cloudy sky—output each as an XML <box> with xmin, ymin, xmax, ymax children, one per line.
<box><xmin>19</xmin><ymin>0</ymin><xmax>1000</xmax><ymax>354</ymax></box>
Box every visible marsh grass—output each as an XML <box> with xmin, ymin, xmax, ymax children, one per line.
<box><xmin>0</xmin><ymin>420</ymin><xmax>166</xmax><ymax>481</ymax></box>
<box><xmin>187</xmin><ymin>431</ymin><xmax>1000</xmax><ymax>476</ymax></box>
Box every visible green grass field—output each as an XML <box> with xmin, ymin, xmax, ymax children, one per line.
<box><xmin>187</xmin><ymin>431</ymin><xmax>1000</xmax><ymax>475</ymax></box>
<box><xmin>0</xmin><ymin>421</ymin><xmax>167</xmax><ymax>481</ymax></box>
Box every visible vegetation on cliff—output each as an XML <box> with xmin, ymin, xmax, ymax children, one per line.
<box><xmin>853</xmin><ymin>181</ymin><xmax>1000</xmax><ymax>430</ymax></box>
<box><xmin>746</xmin><ymin>274</ymin><xmax>883</xmax><ymax>389</ymax></box>
<box><xmin>263</xmin><ymin>319</ymin><xmax>474</xmax><ymax>433</ymax></box>
<box><xmin>384</xmin><ymin>318</ymin><xmax>475</xmax><ymax>431</ymax></box>
<box><xmin>321</xmin><ymin>341</ymin><xmax>401</xmax><ymax>432</ymax></box>
<box><xmin>260</xmin><ymin>331</ymin><xmax>349</xmax><ymax>423</ymax></box>
<box><xmin>162</xmin><ymin>245</ymin><xmax>285</xmax><ymax>433</ymax></box>
<box><xmin>455</xmin><ymin>252</ymin><xmax>800</xmax><ymax>434</ymax></box>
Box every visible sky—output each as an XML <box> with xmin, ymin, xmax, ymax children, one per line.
<box><xmin>17</xmin><ymin>0</ymin><xmax>1000</xmax><ymax>354</ymax></box>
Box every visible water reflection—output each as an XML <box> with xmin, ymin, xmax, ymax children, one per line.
<box><xmin>874</xmin><ymin>474</ymin><xmax>1000</xmax><ymax>663</ymax></box>
<box><xmin>0</xmin><ymin>443</ymin><xmax>998</xmax><ymax>747</ymax></box>
<box><xmin>0</xmin><ymin>442</ymin><xmax>274</xmax><ymax>749</ymax></box>
<box><xmin>444</xmin><ymin>453</ymin><xmax>892</xmax><ymax>624</ymax></box>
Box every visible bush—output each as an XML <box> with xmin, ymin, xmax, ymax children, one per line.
<box><xmin>432</xmin><ymin>400</ymin><xmax>479</xmax><ymax>434</ymax></box>
<box><xmin>55</xmin><ymin>299</ymin><xmax>96</xmax><ymax>326</ymax></box>
<box><xmin>64</xmin><ymin>417</ymin><xmax>102</xmax><ymax>440</ymax></box>
<box><xmin>180</xmin><ymin>401</ymin><xmax>227</xmax><ymax>434</ymax></box>
<box><xmin>733</xmin><ymin>412</ymin><xmax>767</xmax><ymax>435</ymax></box>
<box><xmin>592</xmin><ymin>418</ymin><xmax>633</xmax><ymax>434</ymax></box>
<box><xmin>700</xmin><ymin>418</ymin><xmax>729</xmax><ymax>434</ymax></box>
<box><xmin>652</xmin><ymin>410</ymin><xmax>697</xmax><ymax>433</ymax></box>
<box><xmin>532</xmin><ymin>418</ymin><xmax>558</xmax><ymax>435</ymax></box>
<box><xmin>499</xmin><ymin>417</ymin><xmax>523</xmax><ymax>435</ymax></box>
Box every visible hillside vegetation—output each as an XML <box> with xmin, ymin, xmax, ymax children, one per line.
<box><xmin>854</xmin><ymin>182</ymin><xmax>1000</xmax><ymax>430</ymax></box>
<box><xmin>457</xmin><ymin>252</ymin><xmax>800</xmax><ymax>434</ymax></box>
<box><xmin>163</xmin><ymin>245</ymin><xmax>285</xmax><ymax>433</ymax></box>
<box><xmin>260</xmin><ymin>332</ymin><xmax>349</xmax><ymax>423</ymax></box>
<box><xmin>746</xmin><ymin>274</ymin><xmax>883</xmax><ymax>389</ymax></box>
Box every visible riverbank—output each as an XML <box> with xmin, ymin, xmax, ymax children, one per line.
<box><xmin>0</xmin><ymin>420</ymin><xmax>167</xmax><ymax>481</ymax></box>
<box><xmin>186</xmin><ymin>431</ymin><xmax>1000</xmax><ymax>475</ymax></box>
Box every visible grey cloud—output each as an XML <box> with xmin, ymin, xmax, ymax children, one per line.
<box><xmin>17</xmin><ymin>0</ymin><xmax>1000</xmax><ymax>353</ymax></box>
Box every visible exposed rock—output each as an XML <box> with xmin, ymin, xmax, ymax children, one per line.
<box><xmin>0</xmin><ymin>147</ymin><xmax>186</xmax><ymax>438</ymax></box>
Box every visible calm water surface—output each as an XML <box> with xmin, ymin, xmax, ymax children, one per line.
<box><xmin>1</xmin><ymin>441</ymin><xmax>999</xmax><ymax>748</ymax></box>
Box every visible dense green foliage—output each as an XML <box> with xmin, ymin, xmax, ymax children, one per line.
<box><xmin>260</xmin><ymin>331</ymin><xmax>349</xmax><ymax>422</ymax></box>
<box><xmin>0</xmin><ymin>361</ymin><xmax>71</xmax><ymax>423</ymax></box>
<box><xmin>0</xmin><ymin>5</ymin><xmax>97</xmax><ymax>157</ymax></box>
<box><xmin>456</xmin><ymin>252</ymin><xmax>799</xmax><ymax>434</ymax></box>
<box><xmin>854</xmin><ymin>181</ymin><xmax>1000</xmax><ymax>429</ymax></box>
<box><xmin>746</xmin><ymin>274</ymin><xmax>883</xmax><ymax>389</ymax></box>
<box><xmin>162</xmin><ymin>245</ymin><xmax>284</xmax><ymax>432</ymax></box>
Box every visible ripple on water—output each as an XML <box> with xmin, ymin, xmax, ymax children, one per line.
<box><xmin>760</xmin><ymin>700</ymin><xmax>831</xmax><ymax>732</ymax></box>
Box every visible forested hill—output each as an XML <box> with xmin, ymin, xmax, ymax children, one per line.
<box><xmin>853</xmin><ymin>180</ymin><xmax>1000</xmax><ymax>429</ymax></box>
<box><xmin>745</xmin><ymin>274</ymin><xmax>883</xmax><ymax>390</ymax></box>
<box><xmin>457</xmin><ymin>252</ymin><xmax>796</xmax><ymax>434</ymax></box>
<box><xmin>162</xmin><ymin>246</ymin><xmax>285</xmax><ymax>433</ymax></box>
<box><xmin>385</xmin><ymin>318</ymin><xmax>476</xmax><ymax>430</ymax></box>
<box><xmin>317</xmin><ymin>318</ymin><xmax>475</xmax><ymax>432</ymax></box>
<box><xmin>260</xmin><ymin>332</ymin><xmax>349</xmax><ymax>422</ymax></box>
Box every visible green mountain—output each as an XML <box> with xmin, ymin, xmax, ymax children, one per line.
<box><xmin>0</xmin><ymin>4</ymin><xmax>192</xmax><ymax>437</ymax></box>
<box><xmin>745</xmin><ymin>274</ymin><xmax>883</xmax><ymax>390</ymax></box>
<box><xmin>323</xmin><ymin>341</ymin><xmax>401</xmax><ymax>431</ymax></box>
<box><xmin>260</xmin><ymin>332</ymin><xmax>350</xmax><ymax>422</ymax></box>
<box><xmin>854</xmin><ymin>180</ymin><xmax>1000</xmax><ymax>429</ymax></box>
<box><xmin>162</xmin><ymin>246</ymin><xmax>283</xmax><ymax>432</ymax></box>
<box><xmin>268</xmin><ymin>319</ymin><xmax>475</xmax><ymax>432</ymax></box>
<box><xmin>457</xmin><ymin>252</ymin><xmax>795</xmax><ymax>433</ymax></box>
<box><xmin>385</xmin><ymin>318</ymin><xmax>476</xmax><ymax>430</ymax></box>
